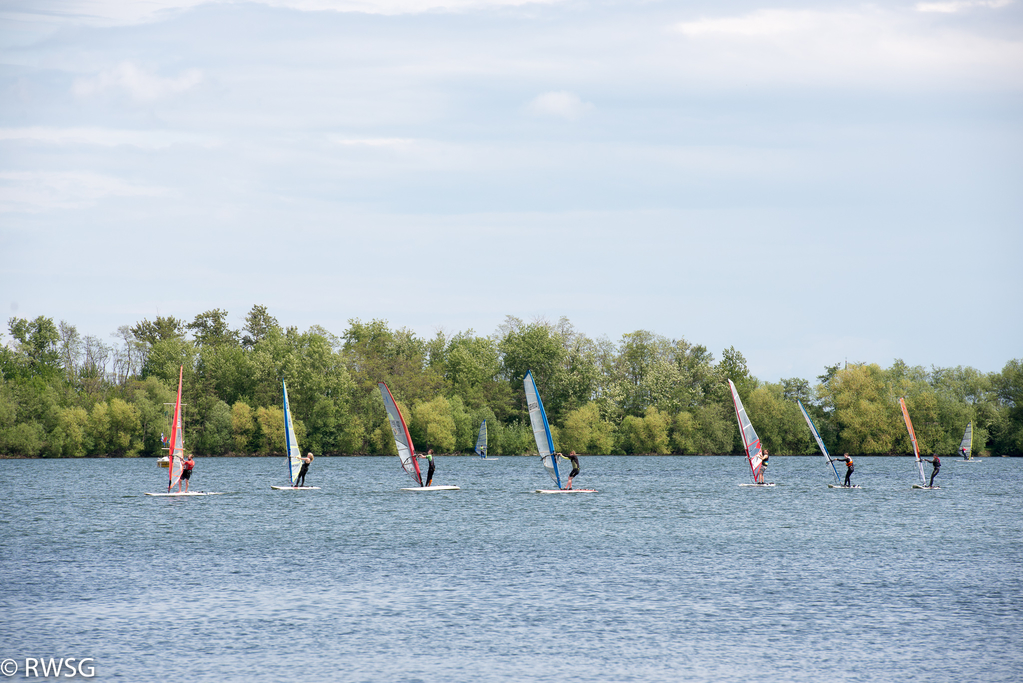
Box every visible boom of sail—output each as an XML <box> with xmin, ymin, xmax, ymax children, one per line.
<box><xmin>378</xmin><ymin>382</ymin><xmax>422</xmax><ymax>487</ymax></box>
<box><xmin>899</xmin><ymin>398</ymin><xmax>926</xmax><ymax>485</ymax></box>
<box><xmin>798</xmin><ymin>399</ymin><xmax>841</xmax><ymax>483</ymax></box>
<box><xmin>524</xmin><ymin>370</ymin><xmax>564</xmax><ymax>489</ymax></box>
<box><xmin>728</xmin><ymin>379</ymin><xmax>764</xmax><ymax>483</ymax></box>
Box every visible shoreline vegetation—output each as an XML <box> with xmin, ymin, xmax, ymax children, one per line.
<box><xmin>2</xmin><ymin>307</ymin><xmax>1021</xmax><ymax>459</ymax></box>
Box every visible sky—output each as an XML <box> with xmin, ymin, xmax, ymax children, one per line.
<box><xmin>0</xmin><ymin>0</ymin><xmax>1020</xmax><ymax>383</ymax></box>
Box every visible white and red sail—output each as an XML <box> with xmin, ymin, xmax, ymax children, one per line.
<box><xmin>728</xmin><ymin>379</ymin><xmax>764</xmax><ymax>483</ymax></box>
<box><xmin>167</xmin><ymin>365</ymin><xmax>185</xmax><ymax>492</ymax></box>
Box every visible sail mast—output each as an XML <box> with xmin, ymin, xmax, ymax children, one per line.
<box><xmin>378</xmin><ymin>382</ymin><xmax>422</xmax><ymax>486</ymax></box>
<box><xmin>798</xmin><ymin>400</ymin><xmax>840</xmax><ymax>483</ymax></box>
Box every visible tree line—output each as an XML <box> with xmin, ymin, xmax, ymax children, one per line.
<box><xmin>1</xmin><ymin>307</ymin><xmax>1020</xmax><ymax>458</ymax></box>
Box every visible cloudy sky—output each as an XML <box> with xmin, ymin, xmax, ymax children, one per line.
<box><xmin>1</xmin><ymin>0</ymin><xmax>1020</xmax><ymax>382</ymax></box>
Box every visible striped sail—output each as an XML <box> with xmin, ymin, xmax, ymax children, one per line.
<box><xmin>167</xmin><ymin>365</ymin><xmax>185</xmax><ymax>492</ymax></box>
<box><xmin>960</xmin><ymin>422</ymin><xmax>973</xmax><ymax>460</ymax></box>
<box><xmin>798</xmin><ymin>400</ymin><xmax>840</xmax><ymax>482</ymax></box>
<box><xmin>899</xmin><ymin>398</ymin><xmax>926</xmax><ymax>484</ymax></box>
<box><xmin>283</xmin><ymin>381</ymin><xmax>302</xmax><ymax>486</ymax></box>
<box><xmin>475</xmin><ymin>420</ymin><xmax>487</xmax><ymax>459</ymax></box>
<box><xmin>524</xmin><ymin>370</ymin><xmax>562</xmax><ymax>488</ymax></box>
<box><xmin>728</xmin><ymin>379</ymin><xmax>764</xmax><ymax>483</ymax></box>
<box><xmin>378</xmin><ymin>382</ymin><xmax>422</xmax><ymax>486</ymax></box>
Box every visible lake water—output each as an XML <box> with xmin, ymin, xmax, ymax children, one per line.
<box><xmin>1</xmin><ymin>455</ymin><xmax>1020</xmax><ymax>682</ymax></box>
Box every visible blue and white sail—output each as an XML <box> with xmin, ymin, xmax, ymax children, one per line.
<box><xmin>474</xmin><ymin>420</ymin><xmax>488</xmax><ymax>459</ymax></box>
<box><xmin>283</xmin><ymin>381</ymin><xmax>303</xmax><ymax>486</ymax></box>
<box><xmin>524</xmin><ymin>370</ymin><xmax>563</xmax><ymax>489</ymax></box>
<box><xmin>798</xmin><ymin>400</ymin><xmax>840</xmax><ymax>483</ymax></box>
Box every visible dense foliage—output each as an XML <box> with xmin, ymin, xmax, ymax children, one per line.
<box><xmin>1</xmin><ymin>309</ymin><xmax>1020</xmax><ymax>457</ymax></box>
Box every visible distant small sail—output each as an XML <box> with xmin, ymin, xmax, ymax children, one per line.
<box><xmin>959</xmin><ymin>422</ymin><xmax>973</xmax><ymax>460</ymax></box>
<box><xmin>475</xmin><ymin>420</ymin><xmax>488</xmax><ymax>459</ymax></box>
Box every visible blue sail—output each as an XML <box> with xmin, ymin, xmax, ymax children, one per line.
<box><xmin>475</xmin><ymin>420</ymin><xmax>487</xmax><ymax>459</ymax></box>
<box><xmin>524</xmin><ymin>370</ymin><xmax>561</xmax><ymax>488</ymax></box>
<box><xmin>798</xmin><ymin>400</ymin><xmax>840</xmax><ymax>483</ymax></box>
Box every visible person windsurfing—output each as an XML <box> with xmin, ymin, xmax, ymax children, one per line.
<box><xmin>563</xmin><ymin>451</ymin><xmax>581</xmax><ymax>490</ymax></box>
<box><xmin>420</xmin><ymin>449</ymin><xmax>435</xmax><ymax>487</ymax></box>
<box><xmin>923</xmin><ymin>454</ymin><xmax>941</xmax><ymax>487</ymax></box>
<box><xmin>296</xmin><ymin>452</ymin><xmax>313</xmax><ymax>487</ymax></box>
<box><xmin>838</xmin><ymin>453</ymin><xmax>854</xmax><ymax>487</ymax></box>
<box><xmin>180</xmin><ymin>454</ymin><xmax>195</xmax><ymax>492</ymax></box>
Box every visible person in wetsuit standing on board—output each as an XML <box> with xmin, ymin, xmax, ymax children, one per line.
<box><xmin>923</xmin><ymin>454</ymin><xmax>941</xmax><ymax>487</ymax></box>
<box><xmin>296</xmin><ymin>452</ymin><xmax>313</xmax><ymax>487</ymax></box>
<box><xmin>420</xmin><ymin>449</ymin><xmax>435</xmax><ymax>487</ymax></box>
<box><xmin>838</xmin><ymin>453</ymin><xmax>854</xmax><ymax>487</ymax></box>
<box><xmin>561</xmin><ymin>451</ymin><xmax>580</xmax><ymax>490</ymax></box>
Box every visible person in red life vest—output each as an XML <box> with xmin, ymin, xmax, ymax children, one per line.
<box><xmin>838</xmin><ymin>453</ymin><xmax>854</xmax><ymax>487</ymax></box>
<box><xmin>923</xmin><ymin>454</ymin><xmax>941</xmax><ymax>487</ymax></box>
<box><xmin>296</xmin><ymin>452</ymin><xmax>313</xmax><ymax>487</ymax></box>
<box><xmin>180</xmin><ymin>454</ymin><xmax>195</xmax><ymax>492</ymax></box>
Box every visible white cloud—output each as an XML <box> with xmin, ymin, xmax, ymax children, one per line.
<box><xmin>0</xmin><ymin>127</ymin><xmax>213</xmax><ymax>149</ymax></box>
<box><xmin>0</xmin><ymin>171</ymin><xmax>172</xmax><ymax>213</ymax></box>
<box><xmin>73</xmin><ymin>62</ymin><xmax>203</xmax><ymax>101</ymax></box>
<box><xmin>915</xmin><ymin>0</ymin><xmax>1012</xmax><ymax>13</ymax></box>
<box><xmin>671</xmin><ymin>8</ymin><xmax>1023</xmax><ymax>88</ymax></box>
<box><xmin>525</xmin><ymin>91</ymin><xmax>593</xmax><ymax>121</ymax></box>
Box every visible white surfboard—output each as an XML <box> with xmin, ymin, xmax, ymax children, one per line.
<box><xmin>270</xmin><ymin>485</ymin><xmax>321</xmax><ymax>490</ymax></box>
<box><xmin>739</xmin><ymin>483</ymin><xmax>776</xmax><ymax>487</ymax></box>
<box><xmin>912</xmin><ymin>484</ymin><xmax>940</xmax><ymax>490</ymax></box>
<box><xmin>828</xmin><ymin>484</ymin><xmax>862</xmax><ymax>489</ymax></box>
<box><xmin>401</xmin><ymin>485</ymin><xmax>461</xmax><ymax>491</ymax></box>
<box><xmin>535</xmin><ymin>488</ymin><xmax>598</xmax><ymax>494</ymax></box>
<box><xmin>479</xmin><ymin>457</ymin><xmax>499</xmax><ymax>461</ymax></box>
<box><xmin>145</xmin><ymin>491</ymin><xmax>224</xmax><ymax>497</ymax></box>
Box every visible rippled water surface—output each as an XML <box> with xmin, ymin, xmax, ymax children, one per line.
<box><xmin>1</xmin><ymin>455</ymin><xmax>1021</xmax><ymax>682</ymax></box>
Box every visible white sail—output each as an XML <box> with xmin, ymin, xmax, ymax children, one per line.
<box><xmin>960</xmin><ymin>422</ymin><xmax>973</xmax><ymax>460</ymax></box>
<box><xmin>728</xmin><ymin>379</ymin><xmax>764</xmax><ymax>483</ymax></box>
<box><xmin>167</xmin><ymin>365</ymin><xmax>185</xmax><ymax>492</ymax></box>
<box><xmin>378</xmin><ymin>382</ymin><xmax>422</xmax><ymax>486</ymax></box>
<box><xmin>283</xmin><ymin>381</ymin><xmax>302</xmax><ymax>486</ymax></box>
<box><xmin>524</xmin><ymin>370</ymin><xmax>562</xmax><ymax>488</ymax></box>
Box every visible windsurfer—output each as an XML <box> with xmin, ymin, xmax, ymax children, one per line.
<box><xmin>562</xmin><ymin>451</ymin><xmax>580</xmax><ymax>489</ymax></box>
<box><xmin>923</xmin><ymin>455</ymin><xmax>941</xmax><ymax>487</ymax></box>
<box><xmin>838</xmin><ymin>453</ymin><xmax>854</xmax><ymax>487</ymax></box>
<box><xmin>181</xmin><ymin>454</ymin><xmax>195</xmax><ymax>492</ymax></box>
<box><xmin>757</xmin><ymin>449</ymin><xmax>769</xmax><ymax>484</ymax></box>
<box><xmin>961</xmin><ymin>446</ymin><xmax>969</xmax><ymax>460</ymax></box>
<box><xmin>421</xmin><ymin>449</ymin><xmax>435</xmax><ymax>487</ymax></box>
<box><xmin>296</xmin><ymin>452</ymin><xmax>313</xmax><ymax>487</ymax></box>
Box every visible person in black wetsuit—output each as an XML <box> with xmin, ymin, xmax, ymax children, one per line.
<box><xmin>420</xmin><ymin>449</ymin><xmax>435</xmax><ymax>487</ymax></box>
<box><xmin>923</xmin><ymin>454</ymin><xmax>941</xmax><ymax>487</ymax></box>
<box><xmin>296</xmin><ymin>452</ymin><xmax>313</xmax><ymax>487</ymax></box>
<box><xmin>562</xmin><ymin>451</ymin><xmax>580</xmax><ymax>489</ymax></box>
<box><xmin>838</xmin><ymin>453</ymin><xmax>854</xmax><ymax>487</ymax></box>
